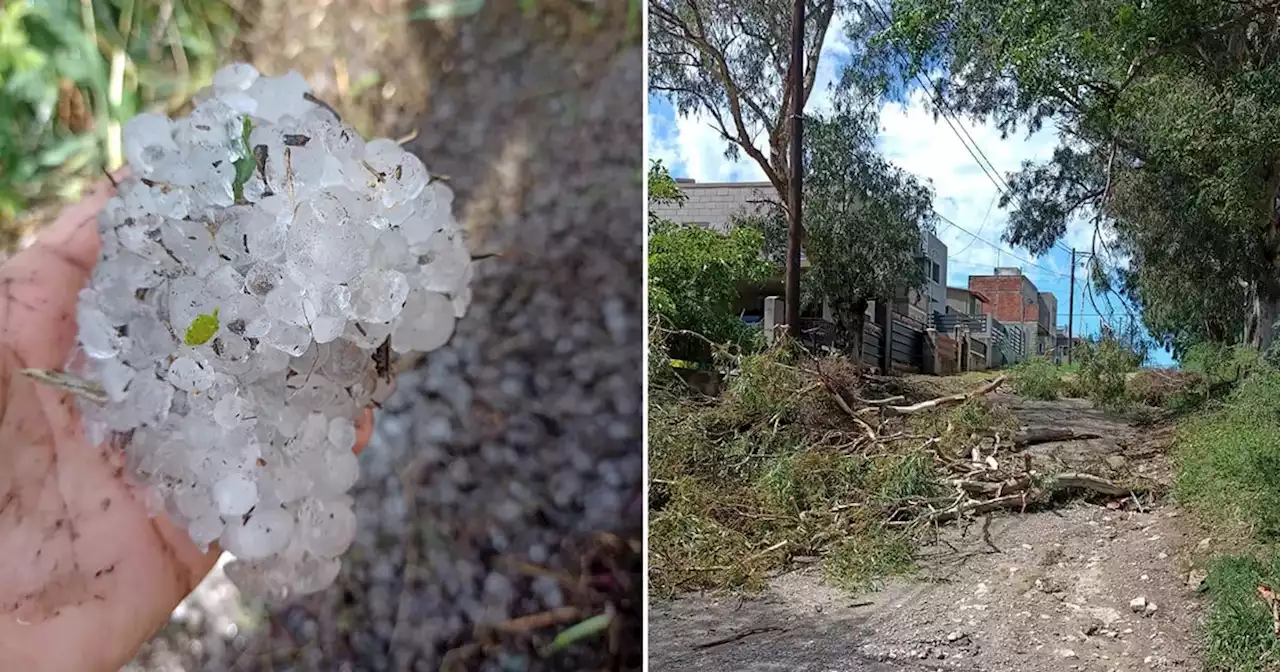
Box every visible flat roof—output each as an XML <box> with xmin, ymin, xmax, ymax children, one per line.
<box><xmin>671</xmin><ymin>180</ymin><xmax>773</xmax><ymax>188</ymax></box>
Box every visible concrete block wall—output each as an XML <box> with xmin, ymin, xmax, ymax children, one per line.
<box><xmin>648</xmin><ymin>181</ymin><xmax>777</xmax><ymax>232</ymax></box>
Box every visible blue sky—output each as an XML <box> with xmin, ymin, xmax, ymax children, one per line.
<box><xmin>647</xmin><ymin>25</ymin><xmax>1174</xmax><ymax>367</ymax></box>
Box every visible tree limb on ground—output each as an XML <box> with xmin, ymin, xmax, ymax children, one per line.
<box><xmin>1013</xmin><ymin>428</ymin><xmax>1104</xmax><ymax>448</ymax></box>
<box><xmin>878</xmin><ymin>376</ymin><xmax>1006</xmax><ymax>417</ymax></box>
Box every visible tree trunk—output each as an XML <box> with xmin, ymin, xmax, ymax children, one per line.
<box><xmin>1252</xmin><ymin>162</ymin><xmax>1280</xmax><ymax>353</ymax></box>
<box><xmin>1253</xmin><ymin>287</ymin><xmax>1280</xmax><ymax>353</ymax></box>
<box><xmin>833</xmin><ymin>299</ymin><xmax>869</xmax><ymax>369</ymax></box>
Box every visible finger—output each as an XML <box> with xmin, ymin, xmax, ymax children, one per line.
<box><xmin>353</xmin><ymin>407</ymin><xmax>374</xmax><ymax>455</ymax></box>
<box><xmin>28</xmin><ymin>177</ymin><xmax>120</xmax><ymax>272</ymax></box>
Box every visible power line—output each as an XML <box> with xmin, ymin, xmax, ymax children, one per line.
<box><xmin>934</xmin><ymin>211</ymin><xmax>1069</xmax><ymax>278</ymax></box>
<box><xmin>948</xmin><ymin>192</ymin><xmax>996</xmax><ymax>257</ymax></box>
<box><xmin>865</xmin><ymin>0</ymin><xmax>1077</xmax><ymax>259</ymax></box>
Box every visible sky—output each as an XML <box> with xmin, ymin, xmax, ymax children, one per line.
<box><xmin>646</xmin><ymin>21</ymin><xmax>1174</xmax><ymax>367</ymax></box>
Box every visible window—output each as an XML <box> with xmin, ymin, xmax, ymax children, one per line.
<box><xmin>931</xmin><ymin>261</ymin><xmax>941</xmax><ymax>283</ymax></box>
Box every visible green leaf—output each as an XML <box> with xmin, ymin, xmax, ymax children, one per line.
<box><xmin>231</xmin><ymin>115</ymin><xmax>254</xmax><ymax>203</ymax></box>
<box><xmin>35</xmin><ymin>134</ymin><xmax>95</xmax><ymax>167</ymax></box>
<box><xmin>546</xmin><ymin>613</ymin><xmax>611</xmax><ymax>654</ymax></box>
<box><xmin>184</xmin><ymin>308</ymin><xmax>220</xmax><ymax>346</ymax></box>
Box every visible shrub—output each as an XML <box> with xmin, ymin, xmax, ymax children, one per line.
<box><xmin>1011</xmin><ymin>357</ymin><xmax>1061</xmax><ymax>400</ymax></box>
<box><xmin>1126</xmin><ymin>369</ymin><xmax>1205</xmax><ymax>407</ymax></box>
<box><xmin>1076</xmin><ymin>337</ymin><xmax>1142</xmax><ymax>409</ymax></box>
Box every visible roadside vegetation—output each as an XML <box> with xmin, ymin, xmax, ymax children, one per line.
<box><xmin>1171</xmin><ymin>349</ymin><xmax>1280</xmax><ymax>672</ymax></box>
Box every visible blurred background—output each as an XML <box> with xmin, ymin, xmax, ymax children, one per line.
<box><xmin>5</xmin><ymin>1</ymin><xmax>644</xmax><ymax>670</ymax></box>
<box><xmin>0</xmin><ymin>0</ymin><xmax>640</xmax><ymax>253</ymax></box>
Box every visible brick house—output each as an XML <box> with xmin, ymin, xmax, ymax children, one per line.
<box><xmin>967</xmin><ymin>267</ymin><xmax>1057</xmax><ymax>357</ymax></box>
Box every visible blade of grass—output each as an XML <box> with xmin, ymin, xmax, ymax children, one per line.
<box><xmin>545</xmin><ymin>612</ymin><xmax>611</xmax><ymax>654</ymax></box>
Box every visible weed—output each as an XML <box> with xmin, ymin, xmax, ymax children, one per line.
<box><xmin>1176</xmin><ymin>371</ymin><xmax>1280</xmax><ymax>541</ymax></box>
<box><xmin>1176</xmin><ymin>368</ymin><xmax>1280</xmax><ymax>668</ymax></box>
<box><xmin>823</xmin><ymin>529</ymin><xmax>914</xmax><ymax>590</ymax></box>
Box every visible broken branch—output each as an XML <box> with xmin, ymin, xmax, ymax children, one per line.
<box><xmin>879</xmin><ymin>376</ymin><xmax>1007</xmax><ymax>417</ymax></box>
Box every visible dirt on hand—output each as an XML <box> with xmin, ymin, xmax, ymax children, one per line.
<box><xmin>650</xmin><ymin>394</ymin><xmax>1210</xmax><ymax>672</ymax></box>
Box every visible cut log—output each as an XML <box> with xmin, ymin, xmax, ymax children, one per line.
<box><xmin>1013</xmin><ymin>428</ymin><xmax>1104</xmax><ymax>448</ymax></box>
<box><xmin>1047</xmin><ymin>472</ymin><xmax>1132</xmax><ymax>497</ymax></box>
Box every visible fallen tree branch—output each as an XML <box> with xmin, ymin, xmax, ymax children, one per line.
<box><xmin>821</xmin><ymin>377</ymin><xmax>879</xmax><ymax>441</ymax></box>
<box><xmin>859</xmin><ymin>394</ymin><xmax>905</xmax><ymax>407</ymax></box>
<box><xmin>879</xmin><ymin>376</ymin><xmax>1007</xmax><ymax>417</ymax></box>
<box><xmin>1047</xmin><ymin>472</ymin><xmax>1133</xmax><ymax>497</ymax></box>
<box><xmin>1013</xmin><ymin>428</ymin><xmax>1103</xmax><ymax>448</ymax></box>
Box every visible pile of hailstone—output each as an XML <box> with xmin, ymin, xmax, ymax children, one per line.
<box><xmin>72</xmin><ymin>64</ymin><xmax>472</xmax><ymax>599</ymax></box>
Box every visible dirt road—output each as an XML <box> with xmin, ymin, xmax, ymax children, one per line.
<box><xmin>650</xmin><ymin>395</ymin><xmax>1211</xmax><ymax>672</ymax></box>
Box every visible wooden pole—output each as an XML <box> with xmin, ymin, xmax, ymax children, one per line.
<box><xmin>785</xmin><ymin>0</ymin><xmax>805</xmax><ymax>338</ymax></box>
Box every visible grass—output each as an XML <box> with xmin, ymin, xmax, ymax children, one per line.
<box><xmin>1200</xmin><ymin>555</ymin><xmax>1280</xmax><ymax>671</ymax></box>
<box><xmin>648</xmin><ymin>349</ymin><xmax>1015</xmax><ymax>598</ymax></box>
<box><xmin>1</xmin><ymin>0</ymin><xmax>239</xmax><ymax>252</ymax></box>
<box><xmin>1174</xmin><ymin>368</ymin><xmax>1280</xmax><ymax>670</ymax></box>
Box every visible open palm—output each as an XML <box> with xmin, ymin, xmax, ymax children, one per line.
<box><xmin>0</xmin><ymin>179</ymin><xmax>371</xmax><ymax>671</ymax></box>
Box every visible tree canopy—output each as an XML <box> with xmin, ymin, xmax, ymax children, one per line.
<box><xmin>855</xmin><ymin>0</ymin><xmax>1280</xmax><ymax>354</ymax></box>
<box><xmin>741</xmin><ymin>104</ymin><xmax>936</xmax><ymax>357</ymax></box>
<box><xmin>648</xmin><ymin>0</ymin><xmax>846</xmax><ymax>201</ymax></box>
<box><xmin>647</xmin><ymin>161</ymin><xmax>774</xmax><ymax>360</ymax></box>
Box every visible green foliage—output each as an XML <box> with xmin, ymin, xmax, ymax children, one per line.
<box><xmin>1011</xmin><ymin>357</ymin><xmax>1061</xmax><ymax>400</ymax></box>
<box><xmin>183</xmin><ymin>307</ymin><xmax>220</xmax><ymax>346</ymax></box>
<box><xmin>1176</xmin><ymin>370</ymin><xmax>1280</xmax><ymax>541</ymax></box>
<box><xmin>1075</xmin><ymin>336</ymin><xmax>1143</xmax><ymax>409</ymax></box>
<box><xmin>0</xmin><ymin>0</ymin><xmax>237</xmax><ymax>247</ymax></box>
<box><xmin>1175</xmin><ymin>368</ymin><xmax>1280</xmax><ymax>670</ymax></box>
<box><xmin>861</xmin><ymin>0</ymin><xmax>1280</xmax><ymax>351</ymax></box>
<box><xmin>647</xmin><ymin>168</ymin><xmax>773</xmax><ymax>360</ymax></box>
<box><xmin>739</xmin><ymin>104</ymin><xmax>935</xmax><ymax>352</ymax></box>
<box><xmin>648</xmin><ymin>350</ymin><xmax>932</xmax><ymax>597</ymax></box>
<box><xmin>646</xmin><ymin>159</ymin><xmax>684</xmax><ymax>226</ymax></box>
<box><xmin>1200</xmin><ymin>555</ymin><xmax>1280</xmax><ymax>672</ymax></box>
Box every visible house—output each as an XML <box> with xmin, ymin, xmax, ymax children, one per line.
<box><xmin>651</xmin><ymin>179</ymin><xmax>948</xmax><ymax>323</ymax></box>
<box><xmin>1052</xmin><ymin>330</ymin><xmax>1087</xmax><ymax>364</ymax></box>
<box><xmin>967</xmin><ymin>268</ymin><xmax>1057</xmax><ymax>359</ymax></box>
<box><xmin>945</xmin><ymin>286</ymin><xmax>990</xmax><ymax>316</ymax></box>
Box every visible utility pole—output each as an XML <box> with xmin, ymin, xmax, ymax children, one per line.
<box><xmin>785</xmin><ymin>0</ymin><xmax>805</xmax><ymax>338</ymax></box>
<box><xmin>1067</xmin><ymin>248</ymin><xmax>1076</xmax><ymax>364</ymax></box>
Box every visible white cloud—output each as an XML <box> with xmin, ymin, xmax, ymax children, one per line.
<box><xmin>647</xmin><ymin>18</ymin><xmax>1076</xmax><ymax>293</ymax></box>
<box><xmin>877</xmin><ymin>88</ymin><xmax>1065</xmax><ymax>287</ymax></box>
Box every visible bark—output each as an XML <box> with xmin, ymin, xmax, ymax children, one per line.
<box><xmin>832</xmin><ymin>298</ymin><xmax>870</xmax><ymax>369</ymax></box>
<box><xmin>1250</xmin><ymin>162</ymin><xmax>1280</xmax><ymax>353</ymax></box>
<box><xmin>1254</xmin><ymin>289</ymin><xmax>1280</xmax><ymax>353</ymax></box>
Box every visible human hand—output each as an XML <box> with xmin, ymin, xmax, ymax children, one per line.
<box><xmin>0</xmin><ymin>177</ymin><xmax>374</xmax><ymax>671</ymax></box>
